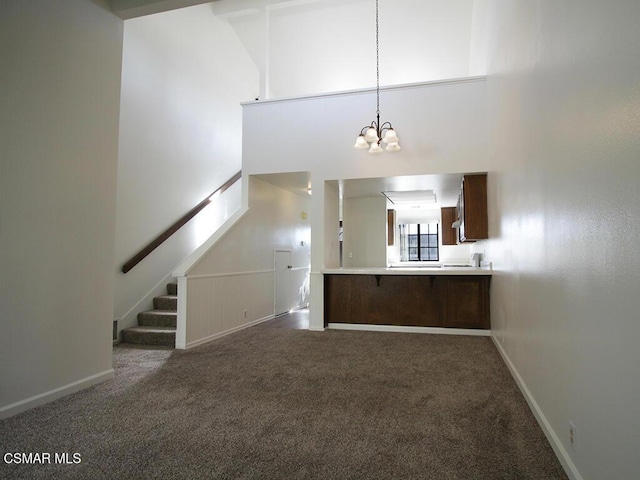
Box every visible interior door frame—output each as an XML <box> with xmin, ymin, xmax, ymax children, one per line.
<box><xmin>274</xmin><ymin>248</ymin><xmax>292</xmax><ymax>316</ymax></box>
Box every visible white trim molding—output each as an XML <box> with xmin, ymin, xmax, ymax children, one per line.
<box><xmin>242</xmin><ymin>76</ymin><xmax>487</xmax><ymax>107</ymax></box>
<box><xmin>328</xmin><ymin>323</ymin><xmax>491</xmax><ymax>336</ymax></box>
<box><xmin>491</xmin><ymin>335</ymin><xmax>583</xmax><ymax>480</ymax></box>
<box><xmin>175</xmin><ymin>276</ymin><xmax>188</xmax><ymax>349</ymax></box>
<box><xmin>186</xmin><ymin>269</ymin><xmax>274</xmax><ymax>280</ymax></box>
<box><xmin>0</xmin><ymin>369</ymin><xmax>114</xmax><ymax>420</ymax></box>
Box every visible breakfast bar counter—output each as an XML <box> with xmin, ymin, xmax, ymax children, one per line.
<box><xmin>323</xmin><ymin>267</ymin><xmax>492</xmax><ymax>330</ymax></box>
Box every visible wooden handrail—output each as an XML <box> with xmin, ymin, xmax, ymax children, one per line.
<box><xmin>121</xmin><ymin>171</ymin><xmax>242</xmax><ymax>274</ymax></box>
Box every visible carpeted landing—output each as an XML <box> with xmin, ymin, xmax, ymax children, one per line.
<box><xmin>0</xmin><ymin>323</ymin><xmax>568</xmax><ymax>479</ymax></box>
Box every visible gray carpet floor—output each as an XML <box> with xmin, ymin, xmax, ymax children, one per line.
<box><xmin>0</xmin><ymin>320</ymin><xmax>567</xmax><ymax>479</ymax></box>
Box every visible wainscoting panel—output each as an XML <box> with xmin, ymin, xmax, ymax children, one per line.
<box><xmin>290</xmin><ymin>266</ymin><xmax>310</xmax><ymax>310</ymax></box>
<box><xmin>186</xmin><ymin>271</ymin><xmax>274</xmax><ymax>347</ymax></box>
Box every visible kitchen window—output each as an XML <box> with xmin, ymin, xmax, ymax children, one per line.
<box><xmin>399</xmin><ymin>223</ymin><xmax>439</xmax><ymax>262</ymax></box>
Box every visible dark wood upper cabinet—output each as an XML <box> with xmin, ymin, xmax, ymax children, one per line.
<box><xmin>458</xmin><ymin>174</ymin><xmax>488</xmax><ymax>243</ymax></box>
<box><xmin>441</xmin><ymin>207</ymin><xmax>457</xmax><ymax>245</ymax></box>
<box><xmin>387</xmin><ymin>209</ymin><xmax>395</xmax><ymax>246</ymax></box>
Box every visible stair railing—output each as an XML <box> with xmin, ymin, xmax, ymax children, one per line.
<box><xmin>121</xmin><ymin>170</ymin><xmax>242</xmax><ymax>274</ymax></box>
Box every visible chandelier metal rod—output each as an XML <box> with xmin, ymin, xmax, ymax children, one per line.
<box><xmin>375</xmin><ymin>0</ymin><xmax>380</xmax><ymax>117</ymax></box>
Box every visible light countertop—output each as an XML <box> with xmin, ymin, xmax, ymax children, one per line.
<box><xmin>322</xmin><ymin>266</ymin><xmax>492</xmax><ymax>276</ymax></box>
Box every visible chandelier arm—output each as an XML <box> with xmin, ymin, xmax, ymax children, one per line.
<box><xmin>360</xmin><ymin>120</ymin><xmax>380</xmax><ymax>136</ymax></box>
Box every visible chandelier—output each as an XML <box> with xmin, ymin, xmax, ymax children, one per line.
<box><xmin>353</xmin><ymin>0</ymin><xmax>401</xmax><ymax>154</ymax></box>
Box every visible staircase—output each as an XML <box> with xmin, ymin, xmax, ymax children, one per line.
<box><xmin>121</xmin><ymin>282</ymin><xmax>177</xmax><ymax>347</ymax></box>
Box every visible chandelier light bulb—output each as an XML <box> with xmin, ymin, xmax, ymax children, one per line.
<box><xmin>354</xmin><ymin>134</ymin><xmax>369</xmax><ymax>149</ymax></box>
<box><xmin>369</xmin><ymin>142</ymin><xmax>384</xmax><ymax>154</ymax></box>
<box><xmin>364</xmin><ymin>127</ymin><xmax>379</xmax><ymax>143</ymax></box>
<box><xmin>382</xmin><ymin>128</ymin><xmax>399</xmax><ymax>144</ymax></box>
<box><xmin>385</xmin><ymin>142</ymin><xmax>402</xmax><ymax>152</ymax></box>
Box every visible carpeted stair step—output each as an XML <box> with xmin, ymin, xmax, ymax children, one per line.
<box><xmin>153</xmin><ymin>295</ymin><xmax>177</xmax><ymax>311</ymax></box>
<box><xmin>138</xmin><ymin>310</ymin><xmax>177</xmax><ymax>327</ymax></box>
<box><xmin>120</xmin><ymin>326</ymin><xmax>175</xmax><ymax>346</ymax></box>
<box><xmin>120</xmin><ymin>281</ymin><xmax>178</xmax><ymax>347</ymax></box>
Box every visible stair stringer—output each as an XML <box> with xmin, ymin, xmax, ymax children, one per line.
<box><xmin>172</xmin><ymin>206</ymin><xmax>250</xmax><ymax>349</ymax></box>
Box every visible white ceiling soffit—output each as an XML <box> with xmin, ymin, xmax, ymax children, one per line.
<box><xmin>335</xmin><ymin>173</ymin><xmax>464</xmax><ymax>208</ymax></box>
<box><xmin>212</xmin><ymin>0</ymin><xmax>359</xmax><ymax>18</ymax></box>
<box><xmin>383</xmin><ymin>190</ymin><xmax>437</xmax><ymax>206</ymax></box>
<box><xmin>253</xmin><ymin>171</ymin><xmax>311</xmax><ymax>197</ymax></box>
<box><xmin>110</xmin><ymin>0</ymin><xmax>220</xmax><ymax>20</ymax></box>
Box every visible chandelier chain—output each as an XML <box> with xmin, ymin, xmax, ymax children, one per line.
<box><xmin>353</xmin><ymin>0</ymin><xmax>400</xmax><ymax>153</ymax></box>
<box><xmin>376</xmin><ymin>0</ymin><xmax>380</xmax><ymax>116</ymax></box>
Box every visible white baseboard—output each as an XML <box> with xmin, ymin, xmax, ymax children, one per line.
<box><xmin>327</xmin><ymin>323</ymin><xmax>491</xmax><ymax>336</ymax></box>
<box><xmin>0</xmin><ymin>369</ymin><xmax>114</xmax><ymax>420</ymax></box>
<box><xmin>491</xmin><ymin>335</ymin><xmax>583</xmax><ymax>480</ymax></box>
<box><xmin>185</xmin><ymin>314</ymin><xmax>274</xmax><ymax>350</ymax></box>
<box><xmin>290</xmin><ymin>303</ymin><xmax>309</xmax><ymax>312</ymax></box>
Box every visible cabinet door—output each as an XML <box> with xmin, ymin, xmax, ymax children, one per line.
<box><xmin>444</xmin><ymin>276</ymin><xmax>490</xmax><ymax>329</ymax></box>
<box><xmin>459</xmin><ymin>174</ymin><xmax>488</xmax><ymax>242</ymax></box>
<box><xmin>387</xmin><ymin>209</ymin><xmax>395</xmax><ymax>246</ymax></box>
<box><xmin>441</xmin><ymin>207</ymin><xmax>457</xmax><ymax>245</ymax></box>
<box><xmin>324</xmin><ymin>274</ymin><xmax>444</xmax><ymax>327</ymax></box>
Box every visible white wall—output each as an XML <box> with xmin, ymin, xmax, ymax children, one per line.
<box><xmin>179</xmin><ymin>176</ymin><xmax>311</xmax><ymax>348</ymax></box>
<box><xmin>343</xmin><ymin>197</ymin><xmax>387</xmax><ymax>268</ymax></box>
<box><xmin>469</xmin><ymin>0</ymin><xmax>492</xmax><ymax>76</ymax></box>
<box><xmin>114</xmin><ymin>4</ymin><xmax>258</xmax><ymax>333</ymax></box>
<box><xmin>242</xmin><ymin>77</ymin><xmax>488</xmax><ymax>329</ymax></box>
<box><xmin>222</xmin><ymin>0</ymin><xmax>475</xmax><ymax>98</ymax></box>
<box><xmin>481</xmin><ymin>1</ymin><xmax>640</xmax><ymax>478</ymax></box>
<box><xmin>0</xmin><ymin>0</ymin><xmax>123</xmax><ymax>417</ymax></box>
<box><xmin>323</xmin><ymin>181</ymin><xmax>341</xmax><ymax>269</ymax></box>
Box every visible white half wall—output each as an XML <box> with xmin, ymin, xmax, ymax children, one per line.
<box><xmin>114</xmin><ymin>4</ymin><xmax>258</xmax><ymax>334</ymax></box>
<box><xmin>0</xmin><ymin>0</ymin><xmax>123</xmax><ymax>417</ymax></box>
<box><xmin>482</xmin><ymin>1</ymin><xmax>640</xmax><ymax>478</ymax></box>
<box><xmin>178</xmin><ymin>176</ymin><xmax>311</xmax><ymax>348</ymax></box>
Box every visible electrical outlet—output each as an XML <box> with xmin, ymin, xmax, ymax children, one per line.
<box><xmin>569</xmin><ymin>421</ymin><xmax>576</xmax><ymax>450</ymax></box>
